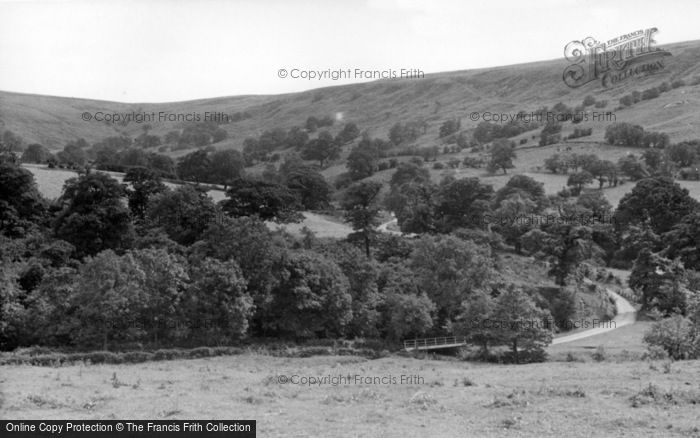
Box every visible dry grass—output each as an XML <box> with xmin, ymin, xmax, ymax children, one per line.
<box><xmin>2</xmin><ymin>353</ymin><xmax>699</xmax><ymax>437</ymax></box>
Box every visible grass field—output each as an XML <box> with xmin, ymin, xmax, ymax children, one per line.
<box><xmin>2</xmin><ymin>351</ymin><xmax>699</xmax><ymax>437</ymax></box>
<box><xmin>24</xmin><ymin>164</ymin><xmax>228</xmax><ymax>202</ymax></box>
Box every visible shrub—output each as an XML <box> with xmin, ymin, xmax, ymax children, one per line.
<box><xmin>187</xmin><ymin>347</ymin><xmax>213</xmax><ymax>358</ymax></box>
<box><xmin>591</xmin><ymin>345</ymin><xmax>606</xmax><ymax>362</ymax></box>
<box><xmin>643</xmin><ymin>315</ymin><xmax>699</xmax><ymax>360</ymax></box>
<box><xmin>671</xmin><ymin>79</ymin><xmax>685</xmax><ymax>89</ymax></box>
<box><xmin>122</xmin><ymin>351</ymin><xmax>153</xmax><ymax>363</ymax></box>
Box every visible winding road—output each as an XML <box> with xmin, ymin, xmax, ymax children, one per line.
<box><xmin>551</xmin><ymin>288</ymin><xmax>637</xmax><ymax>345</ymax></box>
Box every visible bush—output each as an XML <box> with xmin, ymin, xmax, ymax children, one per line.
<box><xmin>643</xmin><ymin>315</ymin><xmax>699</xmax><ymax>360</ymax></box>
<box><xmin>334</xmin><ymin>172</ymin><xmax>354</xmax><ymax>189</ymax></box>
<box><xmin>671</xmin><ymin>79</ymin><xmax>685</xmax><ymax>88</ymax></box>
<box><xmin>295</xmin><ymin>347</ymin><xmax>331</xmax><ymax>358</ymax></box>
<box><xmin>187</xmin><ymin>347</ymin><xmax>213</xmax><ymax>358</ymax></box>
<box><xmin>591</xmin><ymin>345</ymin><xmax>606</xmax><ymax>362</ymax></box>
<box><xmin>122</xmin><ymin>351</ymin><xmax>153</xmax><ymax>363</ymax></box>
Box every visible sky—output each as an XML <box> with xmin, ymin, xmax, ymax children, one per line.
<box><xmin>1</xmin><ymin>0</ymin><xmax>700</xmax><ymax>103</ymax></box>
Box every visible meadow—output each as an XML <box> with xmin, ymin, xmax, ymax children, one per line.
<box><xmin>2</xmin><ymin>346</ymin><xmax>699</xmax><ymax>437</ymax></box>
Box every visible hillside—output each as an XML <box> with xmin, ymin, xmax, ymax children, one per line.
<box><xmin>3</xmin><ymin>40</ymin><xmax>700</xmax><ymax>152</ymax></box>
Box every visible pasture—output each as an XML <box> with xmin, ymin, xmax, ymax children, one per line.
<box><xmin>1</xmin><ymin>351</ymin><xmax>699</xmax><ymax>437</ymax></box>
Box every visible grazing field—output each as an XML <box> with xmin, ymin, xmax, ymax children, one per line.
<box><xmin>269</xmin><ymin>212</ymin><xmax>354</xmax><ymax>239</ymax></box>
<box><xmin>24</xmin><ymin>164</ymin><xmax>228</xmax><ymax>202</ymax></box>
<box><xmin>2</xmin><ymin>353</ymin><xmax>699</xmax><ymax>437</ymax></box>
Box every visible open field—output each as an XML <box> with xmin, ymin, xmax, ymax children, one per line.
<box><xmin>24</xmin><ymin>164</ymin><xmax>228</xmax><ymax>203</ymax></box>
<box><xmin>2</xmin><ymin>353</ymin><xmax>699</xmax><ymax>437</ymax></box>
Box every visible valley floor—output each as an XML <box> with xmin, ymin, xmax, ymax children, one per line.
<box><xmin>2</xmin><ymin>353</ymin><xmax>699</xmax><ymax>437</ymax></box>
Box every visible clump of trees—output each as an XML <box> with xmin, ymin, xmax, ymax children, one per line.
<box><xmin>604</xmin><ymin>123</ymin><xmax>669</xmax><ymax>148</ymax></box>
<box><xmin>388</xmin><ymin>121</ymin><xmax>427</xmax><ymax>145</ymax></box>
<box><xmin>619</xmin><ymin>82</ymin><xmax>676</xmax><ymax>108</ymax></box>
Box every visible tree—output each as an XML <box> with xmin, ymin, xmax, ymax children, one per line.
<box><xmin>221</xmin><ymin>177</ymin><xmax>302</xmax><ymax>223</ymax></box>
<box><xmin>19</xmin><ymin>265</ymin><xmax>77</xmax><ymax>347</ymax></box>
<box><xmin>0</xmin><ymin>161</ymin><xmax>46</xmax><ymax>237</ymax></box>
<box><xmin>439</xmin><ymin>119</ymin><xmax>461</xmax><ymax>138</ymax></box>
<box><xmin>389</xmin><ymin>122</ymin><xmax>422</xmax><ymax>145</ymax></box>
<box><xmin>605</xmin><ymin>123</ymin><xmax>645</xmax><ymax>146</ymax></box>
<box><xmin>385</xmin><ymin>181</ymin><xmax>438</xmax><ymax>234</ymax></box>
<box><xmin>128</xmin><ymin>248</ymin><xmax>190</xmax><ymax>344</ymax></box>
<box><xmin>617</xmin><ymin>155</ymin><xmax>649</xmax><ymax>181</ymax></box>
<box><xmin>539</xmin><ymin>121</ymin><xmax>562</xmax><ymax>146</ymax></box>
<box><xmin>576</xmin><ymin>190</ymin><xmax>612</xmax><ymax>219</ymax></box>
<box><xmin>584</xmin><ymin>157</ymin><xmax>616</xmax><ymax>188</ymax></box>
<box><xmin>119</xmin><ymin>147</ymin><xmax>150</xmax><ymax>168</ymax></box>
<box><xmin>488</xmin><ymin>139</ymin><xmax>516</xmax><ymax>174</ymax></box>
<box><xmin>134</xmin><ymin>133</ymin><xmax>161</xmax><ymax>148</ymax></box>
<box><xmin>192</xmin><ymin>216</ymin><xmax>283</xmax><ymax>334</ymax></box>
<box><xmin>342</xmin><ymin>181</ymin><xmax>382</xmax><ymax>257</ymax></box>
<box><xmin>544</xmin><ymin>154</ymin><xmax>565</xmax><ymax>174</ymax></box>
<box><xmin>319</xmin><ymin>243</ymin><xmax>382</xmax><ymax>337</ymax></box>
<box><xmin>614</xmin><ymin>177</ymin><xmax>699</xmax><ymax>235</ymax></box>
<box><xmin>490</xmin><ymin>287</ymin><xmax>552</xmax><ymax>363</ymax></box>
<box><xmin>283</xmin><ymin>165</ymin><xmax>332</xmax><ymax>210</ymax></box>
<box><xmin>209</xmin><ymin>149</ymin><xmax>245</xmax><ymax>189</ymax></box>
<box><xmin>286</xmin><ymin>126</ymin><xmax>309</xmax><ymax>149</ymax></box>
<box><xmin>491</xmin><ymin>193</ymin><xmax>537</xmax><ymax>253</ymax></box>
<box><xmin>384</xmin><ymin>293</ymin><xmax>436</xmax><ymax>340</ymax></box>
<box><xmin>630</xmin><ymin>249</ymin><xmax>690</xmax><ymax>314</ymax></box>
<box><xmin>123</xmin><ymin>167</ymin><xmax>167</xmax><ymax>220</ymax></box>
<box><xmin>335</xmin><ymin>122</ymin><xmax>360</xmax><ymax>145</ymax></box>
<box><xmin>21</xmin><ymin>144</ymin><xmax>49</xmax><ymax>164</ymax></box>
<box><xmin>54</xmin><ymin>172</ymin><xmax>133</xmax><ymax>258</ymax></box>
<box><xmin>493</xmin><ymin>175</ymin><xmax>548</xmax><ymax>212</ymax></box>
<box><xmin>390</xmin><ymin>162</ymin><xmax>431</xmax><ymax>188</ymax></box>
<box><xmin>521</xmin><ymin>223</ymin><xmax>602</xmax><ymax>286</ymax></box>
<box><xmin>301</xmin><ymin>131</ymin><xmax>340</xmax><ymax>167</ymax></box>
<box><xmin>642</xmin><ymin>148</ymin><xmax>664</xmax><ymax>172</ymax></box>
<box><xmin>452</xmin><ymin>290</ymin><xmax>496</xmax><ymax>356</ymax></box>
<box><xmin>69</xmin><ymin>249</ymin><xmax>190</xmax><ymax>348</ymax></box>
<box><xmin>435</xmin><ymin>177</ymin><xmax>494</xmax><ymax>232</ymax></box>
<box><xmin>0</xmin><ymin>263</ymin><xmax>26</xmax><ymax>349</ymax></box>
<box><xmin>177</xmin><ymin>150</ymin><xmax>211</xmax><ymax>183</ymax></box>
<box><xmin>184</xmin><ymin>258</ymin><xmax>254</xmax><ymax>343</ymax></box>
<box><xmin>57</xmin><ymin>143</ymin><xmax>86</xmax><ymax>167</ymax></box>
<box><xmin>566</xmin><ymin>170</ymin><xmax>593</xmax><ymax>195</ymax></box>
<box><xmin>664</xmin><ymin>212</ymin><xmax>700</xmax><ymax>271</ymax></box>
<box><xmin>147</xmin><ymin>153</ymin><xmax>176</xmax><ymax>177</ymax></box>
<box><xmin>410</xmin><ymin>234</ymin><xmax>495</xmax><ymax>324</ymax></box>
<box><xmin>70</xmin><ymin>250</ymin><xmax>150</xmax><ymax>348</ymax></box>
<box><xmin>265</xmin><ymin>250</ymin><xmax>352</xmax><ymax>339</ymax></box>
<box><xmin>347</xmin><ymin>140</ymin><xmax>380</xmax><ymax>180</ymax></box>
<box><xmin>2</xmin><ymin>131</ymin><xmax>25</xmax><ymax>154</ymax></box>
<box><xmin>146</xmin><ymin>185</ymin><xmax>220</xmax><ymax>246</ymax></box>
<box><xmin>667</xmin><ymin>142</ymin><xmax>698</xmax><ymax>167</ymax></box>
<box><xmin>612</xmin><ymin>221</ymin><xmax>662</xmax><ymax>267</ymax></box>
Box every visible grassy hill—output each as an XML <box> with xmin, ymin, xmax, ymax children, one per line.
<box><xmin>3</xmin><ymin>40</ymin><xmax>700</xmax><ymax>152</ymax></box>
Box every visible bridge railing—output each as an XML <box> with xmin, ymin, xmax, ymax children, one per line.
<box><xmin>403</xmin><ymin>336</ymin><xmax>468</xmax><ymax>350</ymax></box>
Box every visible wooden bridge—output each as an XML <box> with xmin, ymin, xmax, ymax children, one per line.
<box><xmin>403</xmin><ymin>336</ymin><xmax>469</xmax><ymax>351</ymax></box>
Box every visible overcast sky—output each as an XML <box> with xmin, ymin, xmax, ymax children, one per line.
<box><xmin>1</xmin><ymin>0</ymin><xmax>699</xmax><ymax>103</ymax></box>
